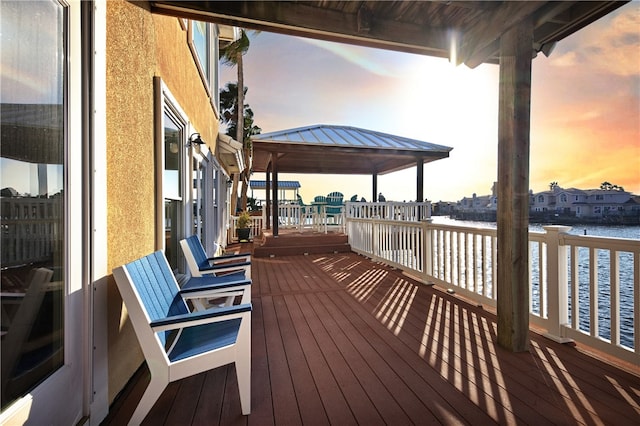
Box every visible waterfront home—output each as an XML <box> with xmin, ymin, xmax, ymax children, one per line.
<box><xmin>531</xmin><ymin>186</ymin><xmax>638</xmax><ymax>220</ymax></box>
<box><xmin>454</xmin><ymin>183</ymin><xmax>638</xmax><ymax>222</ymax></box>
<box><xmin>1</xmin><ymin>2</ymin><xmax>635</xmax><ymax>425</ymax></box>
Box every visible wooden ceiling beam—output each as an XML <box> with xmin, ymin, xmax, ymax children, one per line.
<box><xmin>151</xmin><ymin>1</ymin><xmax>452</xmax><ymax>58</ymax></box>
<box><xmin>458</xmin><ymin>1</ymin><xmax>543</xmax><ymax>68</ymax></box>
<box><xmin>151</xmin><ymin>1</ymin><xmax>627</xmax><ymax>66</ymax></box>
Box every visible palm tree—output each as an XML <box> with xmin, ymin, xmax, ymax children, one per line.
<box><xmin>219</xmin><ymin>83</ymin><xmax>261</xmax><ymax>210</ymax></box>
<box><xmin>220</xmin><ymin>30</ymin><xmax>252</xmax><ymax>213</ymax></box>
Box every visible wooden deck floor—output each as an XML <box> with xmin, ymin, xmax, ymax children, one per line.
<box><xmin>103</xmin><ymin>251</ymin><xmax>640</xmax><ymax>425</ymax></box>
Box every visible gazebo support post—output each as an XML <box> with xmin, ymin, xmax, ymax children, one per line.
<box><xmin>496</xmin><ymin>17</ymin><xmax>532</xmax><ymax>353</ymax></box>
<box><xmin>265</xmin><ymin>167</ymin><xmax>271</xmax><ymax>230</ymax></box>
<box><xmin>416</xmin><ymin>158</ymin><xmax>424</xmax><ymax>202</ymax></box>
<box><xmin>271</xmin><ymin>155</ymin><xmax>279</xmax><ymax>236</ymax></box>
<box><xmin>372</xmin><ymin>173</ymin><xmax>378</xmax><ymax>202</ymax></box>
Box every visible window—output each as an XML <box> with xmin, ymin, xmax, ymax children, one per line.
<box><xmin>156</xmin><ymin>79</ymin><xmax>188</xmax><ymax>271</ymax></box>
<box><xmin>191</xmin><ymin>152</ymin><xmax>222</xmax><ymax>253</ymax></box>
<box><xmin>192</xmin><ymin>156</ymin><xmax>204</xmax><ymax>240</ymax></box>
<box><xmin>537</xmin><ymin>195</ymin><xmax>544</xmax><ymax>203</ymax></box>
<box><xmin>189</xmin><ymin>20</ymin><xmax>220</xmax><ymax>100</ymax></box>
<box><xmin>560</xmin><ymin>194</ymin><xmax>568</xmax><ymax>203</ymax></box>
<box><xmin>163</xmin><ymin>112</ymin><xmax>185</xmax><ymax>270</ymax></box>
<box><xmin>192</xmin><ymin>21</ymin><xmax>210</xmax><ymax>80</ymax></box>
<box><xmin>1</xmin><ymin>0</ymin><xmax>65</xmax><ymax>409</ymax></box>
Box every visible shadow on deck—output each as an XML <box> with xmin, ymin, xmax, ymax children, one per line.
<box><xmin>102</xmin><ymin>247</ymin><xmax>640</xmax><ymax>425</ymax></box>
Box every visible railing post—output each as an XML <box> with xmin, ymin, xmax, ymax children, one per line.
<box><xmin>372</xmin><ymin>218</ymin><xmax>379</xmax><ymax>259</ymax></box>
<box><xmin>543</xmin><ymin>225</ymin><xmax>573</xmax><ymax>343</ymax></box>
<box><xmin>423</xmin><ymin>219</ymin><xmax>433</xmax><ymax>280</ymax></box>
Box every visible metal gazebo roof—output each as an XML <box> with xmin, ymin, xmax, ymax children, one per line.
<box><xmin>249</xmin><ymin>180</ymin><xmax>300</xmax><ymax>190</ymax></box>
<box><xmin>251</xmin><ymin>124</ymin><xmax>453</xmax><ymax>175</ymax></box>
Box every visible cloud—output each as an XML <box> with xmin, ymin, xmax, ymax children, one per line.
<box><xmin>299</xmin><ymin>38</ymin><xmax>405</xmax><ymax>76</ymax></box>
<box><xmin>553</xmin><ymin>4</ymin><xmax>640</xmax><ymax>77</ymax></box>
<box><xmin>550</xmin><ymin>51</ymin><xmax>578</xmax><ymax>68</ymax></box>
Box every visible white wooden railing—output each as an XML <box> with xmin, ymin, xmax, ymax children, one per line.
<box><xmin>228</xmin><ymin>213</ymin><xmax>265</xmax><ymax>243</ymax></box>
<box><xmin>262</xmin><ymin>203</ymin><xmax>347</xmax><ymax>233</ymax></box>
<box><xmin>346</xmin><ymin>201</ymin><xmax>431</xmax><ymax>221</ymax></box>
<box><xmin>347</xmin><ymin>217</ymin><xmax>640</xmax><ymax>365</ymax></box>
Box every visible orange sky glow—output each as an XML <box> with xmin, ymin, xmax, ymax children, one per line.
<box><xmin>222</xmin><ymin>3</ymin><xmax>639</xmax><ymax>203</ymax></box>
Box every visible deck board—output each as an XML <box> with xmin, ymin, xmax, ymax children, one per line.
<box><xmin>102</xmin><ymin>250</ymin><xmax>640</xmax><ymax>426</ymax></box>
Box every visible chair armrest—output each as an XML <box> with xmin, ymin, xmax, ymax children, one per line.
<box><xmin>180</xmin><ymin>275</ymin><xmax>251</xmax><ymax>294</ymax></box>
<box><xmin>150</xmin><ymin>303</ymin><xmax>252</xmax><ymax>332</ymax></box>
<box><xmin>207</xmin><ymin>252</ymin><xmax>252</xmax><ymax>263</ymax></box>
<box><xmin>181</xmin><ymin>290</ymin><xmax>243</xmax><ymax>302</ymax></box>
<box><xmin>199</xmin><ymin>261</ymin><xmax>251</xmax><ymax>272</ymax></box>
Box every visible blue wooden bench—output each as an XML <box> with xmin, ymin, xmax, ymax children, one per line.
<box><xmin>112</xmin><ymin>251</ymin><xmax>251</xmax><ymax>424</ymax></box>
<box><xmin>180</xmin><ymin>235</ymin><xmax>252</xmax><ymax>279</ymax></box>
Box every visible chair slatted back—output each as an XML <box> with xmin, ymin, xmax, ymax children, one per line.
<box><xmin>121</xmin><ymin>251</ymin><xmax>188</xmax><ymax>346</ymax></box>
<box><xmin>326</xmin><ymin>191</ymin><xmax>343</xmax><ymax>204</ymax></box>
<box><xmin>326</xmin><ymin>192</ymin><xmax>344</xmax><ymax>215</ymax></box>
<box><xmin>184</xmin><ymin>235</ymin><xmax>209</xmax><ymax>269</ymax></box>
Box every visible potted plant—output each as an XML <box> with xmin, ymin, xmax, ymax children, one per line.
<box><xmin>236</xmin><ymin>211</ymin><xmax>252</xmax><ymax>242</ymax></box>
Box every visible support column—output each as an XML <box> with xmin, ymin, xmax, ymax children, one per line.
<box><xmin>271</xmin><ymin>155</ymin><xmax>279</xmax><ymax>236</ymax></box>
<box><xmin>265</xmin><ymin>167</ymin><xmax>271</xmax><ymax>230</ymax></box>
<box><xmin>416</xmin><ymin>158</ymin><xmax>424</xmax><ymax>202</ymax></box>
<box><xmin>496</xmin><ymin>17</ymin><xmax>533</xmax><ymax>352</ymax></box>
<box><xmin>372</xmin><ymin>173</ymin><xmax>378</xmax><ymax>202</ymax></box>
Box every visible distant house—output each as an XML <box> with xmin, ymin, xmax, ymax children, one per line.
<box><xmin>455</xmin><ymin>184</ymin><xmax>637</xmax><ymax>222</ymax></box>
<box><xmin>457</xmin><ymin>183</ymin><xmax>498</xmax><ymax>213</ymax></box>
<box><xmin>531</xmin><ymin>186</ymin><xmax>634</xmax><ymax>218</ymax></box>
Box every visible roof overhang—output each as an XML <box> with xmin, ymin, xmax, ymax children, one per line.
<box><xmin>150</xmin><ymin>1</ymin><xmax>627</xmax><ymax>68</ymax></box>
<box><xmin>252</xmin><ymin>143</ymin><xmax>449</xmax><ymax>175</ymax></box>
<box><xmin>251</xmin><ymin>125</ymin><xmax>452</xmax><ymax>175</ymax></box>
<box><xmin>216</xmin><ymin>133</ymin><xmax>245</xmax><ymax>174</ymax></box>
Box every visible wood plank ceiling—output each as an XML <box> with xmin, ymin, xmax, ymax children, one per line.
<box><xmin>150</xmin><ymin>1</ymin><xmax>627</xmax><ymax>68</ymax></box>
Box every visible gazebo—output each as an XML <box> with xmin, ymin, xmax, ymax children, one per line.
<box><xmin>249</xmin><ymin>179</ymin><xmax>301</xmax><ymax>204</ymax></box>
<box><xmin>251</xmin><ymin>124</ymin><xmax>453</xmax><ymax>234</ymax></box>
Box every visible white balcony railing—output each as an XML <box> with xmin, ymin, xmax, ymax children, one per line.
<box><xmin>347</xmin><ymin>217</ymin><xmax>640</xmax><ymax>366</ymax></box>
<box><xmin>346</xmin><ymin>201</ymin><xmax>431</xmax><ymax>221</ymax></box>
<box><xmin>228</xmin><ymin>213</ymin><xmax>265</xmax><ymax>243</ymax></box>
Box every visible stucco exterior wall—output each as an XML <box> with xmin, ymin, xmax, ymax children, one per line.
<box><xmin>105</xmin><ymin>0</ymin><xmax>220</xmax><ymax>404</ymax></box>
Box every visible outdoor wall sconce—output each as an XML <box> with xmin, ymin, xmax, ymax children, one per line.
<box><xmin>187</xmin><ymin>133</ymin><xmax>205</xmax><ymax>147</ymax></box>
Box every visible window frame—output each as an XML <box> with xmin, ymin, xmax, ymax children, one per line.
<box><xmin>187</xmin><ymin>20</ymin><xmax>214</xmax><ymax>97</ymax></box>
<box><xmin>154</xmin><ymin>78</ymin><xmax>189</xmax><ymax>269</ymax></box>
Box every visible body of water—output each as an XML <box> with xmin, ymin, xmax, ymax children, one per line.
<box><xmin>432</xmin><ymin>215</ymin><xmax>640</xmax><ymax>239</ymax></box>
<box><xmin>431</xmin><ymin>216</ymin><xmax>638</xmax><ymax>349</ymax></box>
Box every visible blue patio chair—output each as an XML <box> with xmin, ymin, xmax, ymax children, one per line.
<box><xmin>180</xmin><ymin>235</ymin><xmax>251</xmax><ymax>280</ymax></box>
<box><xmin>326</xmin><ymin>191</ymin><xmax>344</xmax><ymax>216</ymax></box>
<box><xmin>112</xmin><ymin>251</ymin><xmax>252</xmax><ymax>424</ymax></box>
<box><xmin>296</xmin><ymin>194</ymin><xmax>315</xmax><ymax>223</ymax></box>
<box><xmin>313</xmin><ymin>195</ymin><xmax>327</xmax><ymax>213</ymax></box>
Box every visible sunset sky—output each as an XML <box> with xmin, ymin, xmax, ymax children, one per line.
<box><xmin>221</xmin><ymin>2</ymin><xmax>639</xmax><ymax>203</ymax></box>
